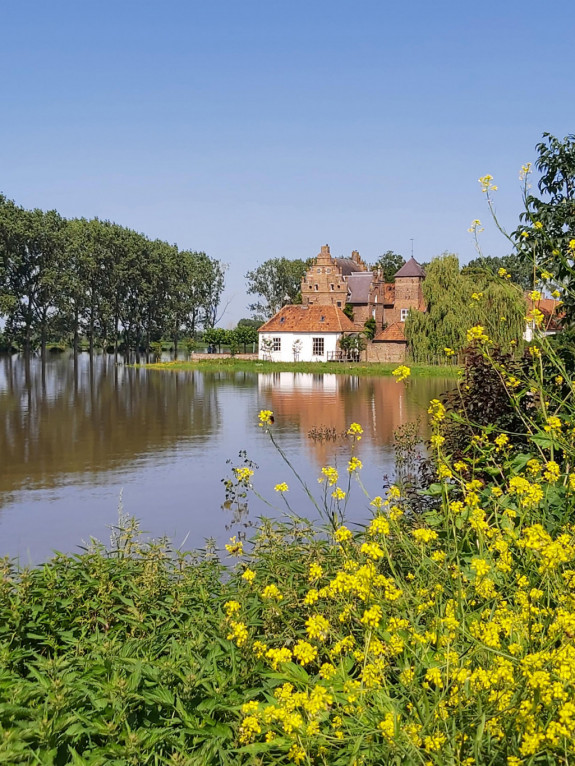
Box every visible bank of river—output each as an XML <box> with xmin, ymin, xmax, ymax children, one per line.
<box><xmin>143</xmin><ymin>356</ymin><xmax>460</xmax><ymax>377</ymax></box>
<box><xmin>0</xmin><ymin>354</ymin><xmax>455</xmax><ymax>563</ymax></box>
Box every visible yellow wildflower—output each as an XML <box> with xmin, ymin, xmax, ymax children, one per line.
<box><xmin>392</xmin><ymin>364</ymin><xmax>411</xmax><ymax>382</ymax></box>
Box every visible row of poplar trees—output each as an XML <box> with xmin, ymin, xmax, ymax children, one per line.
<box><xmin>0</xmin><ymin>195</ymin><xmax>225</xmax><ymax>357</ymax></box>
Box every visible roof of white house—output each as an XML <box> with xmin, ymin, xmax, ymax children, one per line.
<box><xmin>258</xmin><ymin>305</ymin><xmax>356</xmax><ymax>333</ymax></box>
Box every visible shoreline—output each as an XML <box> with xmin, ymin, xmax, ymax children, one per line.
<box><xmin>139</xmin><ymin>356</ymin><xmax>460</xmax><ymax>378</ymax></box>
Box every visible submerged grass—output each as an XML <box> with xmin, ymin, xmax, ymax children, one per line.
<box><xmin>141</xmin><ymin>358</ymin><xmax>459</xmax><ymax>378</ymax></box>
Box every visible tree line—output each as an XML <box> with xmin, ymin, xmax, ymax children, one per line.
<box><xmin>0</xmin><ymin>195</ymin><xmax>225</xmax><ymax>356</ymax></box>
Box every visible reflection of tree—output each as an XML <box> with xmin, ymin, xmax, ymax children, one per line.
<box><xmin>0</xmin><ymin>355</ymin><xmax>222</xmax><ymax>507</ymax></box>
<box><xmin>258</xmin><ymin>373</ymin><xmax>453</xmax><ymax>466</ymax></box>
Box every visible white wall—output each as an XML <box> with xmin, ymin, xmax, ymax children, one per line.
<box><xmin>259</xmin><ymin>332</ymin><xmax>341</xmax><ymax>362</ymax></box>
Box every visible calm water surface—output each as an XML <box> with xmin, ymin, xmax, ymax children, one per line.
<box><xmin>0</xmin><ymin>354</ymin><xmax>453</xmax><ymax>562</ymax></box>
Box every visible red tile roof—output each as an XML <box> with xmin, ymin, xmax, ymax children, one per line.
<box><xmin>373</xmin><ymin>322</ymin><xmax>407</xmax><ymax>342</ymax></box>
<box><xmin>258</xmin><ymin>305</ymin><xmax>357</xmax><ymax>333</ymax></box>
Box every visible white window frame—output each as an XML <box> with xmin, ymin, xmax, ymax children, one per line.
<box><xmin>400</xmin><ymin>308</ymin><xmax>409</xmax><ymax>322</ymax></box>
<box><xmin>312</xmin><ymin>337</ymin><xmax>325</xmax><ymax>356</ymax></box>
<box><xmin>272</xmin><ymin>337</ymin><xmax>281</xmax><ymax>351</ymax></box>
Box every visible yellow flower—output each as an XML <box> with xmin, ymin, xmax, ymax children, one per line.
<box><xmin>534</xmin><ymin>221</ymin><xmax>543</xmax><ymax>230</ymax></box>
<box><xmin>258</xmin><ymin>409</ymin><xmax>274</xmax><ymax>427</ymax></box>
<box><xmin>227</xmin><ymin>620</ymin><xmax>248</xmax><ymax>646</ymax></box>
<box><xmin>412</xmin><ymin>528</ymin><xmax>439</xmax><ymax>544</ymax></box>
<box><xmin>471</xmin><ymin>292</ymin><xmax>483</xmax><ymax>301</ymax></box>
<box><xmin>334</xmin><ymin>526</ymin><xmax>352</xmax><ymax>542</ymax></box>
<box><xmin>368</xmin><ymin>515</ymin><xmax>390</xmax><ymax>536</ymax></box>
<box><xmin>361</xmin><ymin>604</ymin><xmax>383</xmax><ymax>628</ymax></box>
<box><xmin>347</xmin><ymin>422</ymin><xmax>363</xmax><ymax>440</ymax></box>
<box><xmin>233</xmin><ymin>467</ymin><xmax>254</xmax><ymax>485</ymax></box>
<box><xmin>541</xmin><ymin>270</ymin><xmax>552</xmax><ymax>279</ymax></box>
<box><xmin>428</xmin><ymin>399</ymin><xmax>446</xmax><ymax>422</ymax></box>
<box><xmin>319</xmin><ymin>466</ymin><xmax>338</xmax><ymax>486</ymax></box>
<box><xmin>466</xmin><ymin>325</ymin><xmax>489</xmax><ymax>343</ymax></box>
<box><xmin>308</xmin><ymin>562</ymin><xmax>323</xmax><ymax>581</ymax></box>
<box><xmin>347</xmin><ymin>456</ymin><xmax>363</xmax><ymax>473</ymax></box>
<box><xmin>468</xmin><ymin>219</ymin><xmax>484</xmax><ymax>233</ymax></box>
<box><xmin>392</xmin><ymin>364</ymin><xmax>411</xmax><ymax>382</ymax></box>
<box><xmin>360</xmin><ymin>541</ymin><xmax>384</xmax><ymax>560</ymax></box>
<box><xmin>292</xmin><ymin>640</ymin><xmax>317</xmax><ymax>666</ymax></box>
<box><xmin>332</xmin><ymin>487</ymin><xmax>346</xmax><ymax>500</ymax></box>
<box><xmin>529</xmin><ymin>290</ymin><xmax>542</xmax><ymax>301</ymax></box>
<box><xmin>261</xmin><ymin>584</ymin><xmax>283</xmax><ymax>601</ymax></box>
<box><xmin>241</xmin><ymin>568</ymin><xmax>256</xmax><ymax>583</ymax></box>
<box><xmin>544</xmin><ymin>415</ymin><xmax>562</xmax><ymax>433</ymax></box>
<box><xmin>225</xmin><ymin>536</ymin><xmax>244</xmax><ymax>556</ymax></box>
<box><xmin>224</xmin><ymin>600</ymin><xmax>241</xmax><ymax>617</ymax></box>
<box><xmin>306</xmin><ymin>614</ymin><xmax>330</xmax><ymax>641</ymax></box>
<box><xmin>274</xmin><ymin>482</ymin><xmax>288</xmax><ymax>492</ymax></box>
<box><xmin>552</xmin><ymin>289</ymin><xmax>561</xmax><ymax>298</ymax></box>
<box><xmin>319</xmin><ymin>662</ymin><xmax>336</xmax><ymax>679</ymax></box>
<box><xmin>498</xmin><ymin>267</ymin><xmax>508</xmax><ymax>278</ymax></box>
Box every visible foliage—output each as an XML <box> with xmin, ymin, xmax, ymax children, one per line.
<box><xmin>462</xmin><ymin>253</ymin><xmax>533</xmax><ymax>290</ymax></box>
<box><xmin>0</xmin><ymin>195</ymin><xmax>226</xmax><ymax>356</ymax></box>
<box><xmin>342</xmin><ymin>303</ymin><xmax>354</xmax><ymax>321</ymax></box>
<box><xmin>372</xmin><ymin>250</ymin><xmax>405</xmax><ymax>281</ymax></box>
<box><xmin>203</xmin><ymin>327</ymin><xmax>229</xmax><ymax>353</ymax></box>
<box><xmin>363</xmin><ymin>316</ymin><xmax>376</xmax><ymax>340</ymax></box>
<box><xmin>514</xmin><ymin>134</ymin><xmax>575</xmax><ymax>323</ymax></box>
<box><xmin>245</xmin><ymin>258</ymin><xmax>311</xmax><ymax>320</ymax></box>
<box><xmin>338</xmin><ymin>334</ymin><xmax>366</xmax><ymax>360</ymax></box>
<box><xmin>405</xmin><ymin>253</ymin><xmax>526</xmax><ymax>361</ymax></box>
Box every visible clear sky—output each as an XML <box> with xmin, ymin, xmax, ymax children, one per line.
<box><xmin>2</xmin><ymin>0</ymin><xmax>574</xmax><ymax>324</ymax></box>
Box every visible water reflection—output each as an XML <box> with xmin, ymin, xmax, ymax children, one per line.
<box><xmin>0</xmin><ymin>354</ymin><xmax>221</xmax><ymax>506</ymax></box>
<box><xmin>258</xmin><ymin>372</ymin><xmax>445</xmax><ymax>466</ymax></box>
<box><xmin>0</xmin><ymin>355</ymin><xmax>453</xmax><ymax>562</ymax></box>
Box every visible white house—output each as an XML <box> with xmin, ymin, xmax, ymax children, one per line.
<box><xmin>258</xmin><ymin>305</ymin><xmax>356</xmax><ymax>362</ymax></box>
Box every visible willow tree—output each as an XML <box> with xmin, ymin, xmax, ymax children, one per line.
<box><xmin>405</xmin><ymin>253</ymin><xmax>526</xmax><ymax>361</ymax></box>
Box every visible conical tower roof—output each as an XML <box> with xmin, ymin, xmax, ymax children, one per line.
<box><xmin>394</xmin><ymin>257</ymin><xmax>425</xmax><ymax>278</ymax></box>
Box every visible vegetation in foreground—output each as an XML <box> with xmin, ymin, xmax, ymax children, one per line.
<box><xmin>142</xmin><ymin>357</ymin><xmax>460</xmax><ymax>378</ymax></box>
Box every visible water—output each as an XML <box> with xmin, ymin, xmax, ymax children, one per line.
<box><xmin>0</xmin><ymin>354</ymin><xmax>453</xmax><ymax>563</ymax></box>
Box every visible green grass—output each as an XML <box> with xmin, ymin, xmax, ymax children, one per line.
<box><xmin>140</xmin><ymin>358</ymin><xmax>460</xmax><ymax>378</ymax></box>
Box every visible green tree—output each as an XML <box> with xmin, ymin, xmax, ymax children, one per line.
<box><xmin>405</xmin><ymin>253</ymin><xmax>526</xmax><ymax>361</ymax></box>
<box><xmin>462</xmin><ymin>254</ymin><xmax>533</xmax><ymax>291</ymax></box>
<box><xmin>515</xmin><ymin>133</ymin><xmax>575</xmax><ymax>324</ymax></box>
<box><xmin>233</xmin><ymin>323</ymin><xmax>259</xmax><ymax>352</ymax></box>
<box><xmin>0</xmin><ymin>197</ymin><xmax>66</xmax><ymax>356</ymax></box>
<box><xmin>203</xmin><ymin>327</ymin><xmax>228</xmax><ymax>353</ymax></box>
<box><xmin>245</xmin><ymin>258</ymin><xmax>311</xmax><ymax>319</ymax></box>
<box><xmin>372</xmin><ymin>251</ymin><xmax>405</xmax><ymax>281</ymax></box>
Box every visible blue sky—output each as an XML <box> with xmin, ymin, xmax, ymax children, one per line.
<box><xmin>2</xmin><ymin>0</ymin><xmax>574</xmax><ymax>324</ymax></box>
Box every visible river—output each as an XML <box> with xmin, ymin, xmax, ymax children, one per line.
<box><xmin>0</xmin><ymin>354</ymin><xmax>454</xmax><ymax>563</ymax></box>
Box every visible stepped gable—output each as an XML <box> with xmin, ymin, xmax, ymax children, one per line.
<box><xmin>346</xmin><ymin>272</ymin><xmax>374</xmax><ymax>304</ymax></box>
<box><xmin>394</xmin><ymin>257</ymin><xmax>425</xmax><ymax>279</ymax></box>
<box><xmin>373</xmin><ymin>322</ymin><xmax>406</xmax><ymax>342</ymax></box>
<box><xmin>258</xmin><ymin>305</ymin><xmax>356</xmax><ymax>334</ymax></box>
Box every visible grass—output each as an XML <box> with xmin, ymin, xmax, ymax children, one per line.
<box><xmin>140</xmin><ymin>358</ymin><xmax>460</xmax><ymax>378</ymax></box>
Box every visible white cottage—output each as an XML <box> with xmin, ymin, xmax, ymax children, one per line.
<box><xmin>258</xmin><ymin>305</ymin><xmax>356</xmax><ymax>362</ymax></box>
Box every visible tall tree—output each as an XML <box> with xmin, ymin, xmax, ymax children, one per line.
<box><xmin>405</xmin><ymin>253</ymin><xmax>526</xmax><ymax>361</ymax></box>
<box><xmin>0</xmin><ymin>197</ymin><xmax>66</xmax><ymax>356</ymax></box>
<box><xmin>462</xmin><ymin>254</ymin><xmax>533</xmax><ymax>291</ymax></box>
<box><xmin>245</xmin><ymin>258</ymin><xmax>310</xmax><ymax>319</ymax></box>
<box><xmin>372</xmin><ymin>251</ymin><xmax>405</xmax><ymax>281</ymax></box>
<box><xmin>515</xmin><ymin>133</ymin><xmax>575</xmax><ymax>324</ymax></box>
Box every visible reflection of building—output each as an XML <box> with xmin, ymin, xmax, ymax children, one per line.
<box><xmin>259</xmin><ymin>245</ymin><xmax>426</xmax><ymax>363</ymax></box>
<box><xmin>258</xmin><ymin>372</ymin><xmax>444</xmax><ymax>466</ymax></box>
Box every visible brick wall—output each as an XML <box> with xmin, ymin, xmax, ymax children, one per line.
<box><xmin>366</xmin><ymin>341</ymin><xmax>406</xmax><ymax>363</ymax></box>
<box><xmin>301</xmin><ymin>245</ymin><xmax>348</xmax><ymax>309</ymax></box>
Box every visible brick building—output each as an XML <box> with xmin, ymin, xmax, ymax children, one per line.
<box><xmin>299</xmin><ymin>245</ymin><xmax>425</xmax><ymax>361</ymax></box>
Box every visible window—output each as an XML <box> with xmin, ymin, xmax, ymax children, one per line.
<box><xmin>330</xmin><ymin>283</ymin><xmax>334</xmax><ymax>291</ymax></box>
<box><xmin>315</xmin><ymin>284</ymin><xmax>319</xmax><ymax>291</ymax></box>
<box><xmin>312</xmin><ymin>337</ymin><xmax>325</xmax><ymax>356</ymax></box>
<box><xmin>317</xmin><ymin>268</ymin><xmax>321</xmax><ymax>273</ymax></box>
<box><xmin>326</xmin><ymin>267</ymin><xmax>331</xmax><ymax>273</ymax></box>
<box><xmin>400</xmin><ymin>308</ymin><xmax>409</xmax><ymax>322</ymax></box>
<box><xmin>272</xmin><ymin>337</ymin><xmax>281</xmax><ymax>351</ymax></box>
<box><xmin>336</xmin><ymin>301</ymin><xmax>342</xmax><ymax>307</ymax></box>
